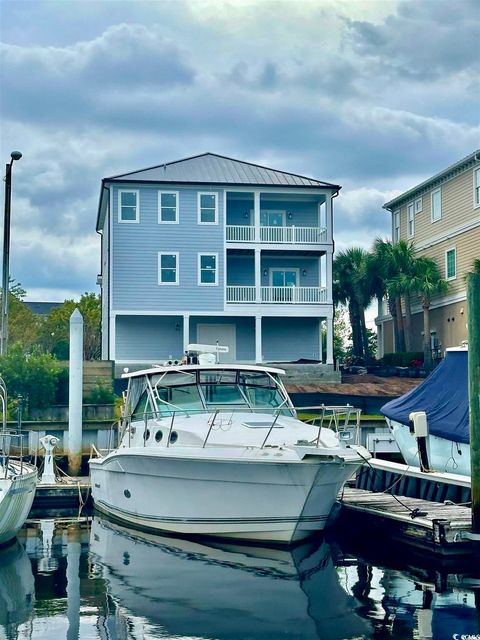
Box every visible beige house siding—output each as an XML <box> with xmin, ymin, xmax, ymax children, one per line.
<box><xmin>415</xmin><ymin>227</ymin><xmax>480</xmax><ymax>298</ymax></box>
<box><xmin>378</xmin><ymin>153</ymin><xmax>479</xmax><ymax>358</ymax></box>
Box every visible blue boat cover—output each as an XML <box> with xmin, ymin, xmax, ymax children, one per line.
<box><xmin>381</xmin><ymin>350</ymin><xmax>469</xmax><ymax>445</ymax></box>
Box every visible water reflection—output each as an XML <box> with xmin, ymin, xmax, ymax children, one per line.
<box><xmin>0</xmin><ymin>540</ymin><xmax>35</xmax><ymax>637</ymax></box>
<box><xmin>90</xmin><ymin>517</ymin><xmax>370</xmax><ymax>640</ymax></box>
<box><xmin>0</xmin><ymin>516</ymin><xmax>477</xmax><ymax>640</ymax></box>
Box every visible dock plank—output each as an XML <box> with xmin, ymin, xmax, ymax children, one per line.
<box><xmin>337</xmin><ymin>488</ymin><xmax>473</xmax><ymax>556</ymax></box>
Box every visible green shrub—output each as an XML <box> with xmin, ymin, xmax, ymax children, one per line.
<box><xmin>84</xmin><ymin>378</ymin><xmax>115</xmax><ymax>405</ymax></box>
<box><xmin>55</xmin><ymin>367</ymin><xmax>69</xmax><ymax>404</ymax></box>
<box><xmin>0</xmin><ymin>344</ymin><xmax>61</xmax><ymax>413</ymax></box>
<box><xmin>382</xmin><ymin>352</ymin><xmax>423</xmax><ymax>367</ymax></box>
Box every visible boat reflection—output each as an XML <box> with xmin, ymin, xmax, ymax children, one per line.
<box><xmin>90</xmin><ymin>515</ymin><xmax>371</xmax><ymax>640</ymax></box>
<box><xmin>0</xmin><ymin>540</ymin><xmax>35</xmax><ymax>638</ymax></box>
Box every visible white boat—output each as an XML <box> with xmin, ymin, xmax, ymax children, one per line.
<box><xmin>90</xmin><ymin>358</ymin><xmax>370</xmax><ymax>544</ymax></box>
<box><xmin>0</xmin><ymin>379</ymin><xmax>37</xmax><ymax>546</ymax></box>
<box><xmin>0</xmin><ymin>434</ymin><xmax>37</xmax><ymax>546</ymax></box>
<box><xmin>382</xmin><ymin>347</ymin><xmax>471</xmax><ymax>477</ymax></box>
<box><xmin>89</xmin><ymin>515</ymin><xmax>370</xmax><ymax>640</ymax></box>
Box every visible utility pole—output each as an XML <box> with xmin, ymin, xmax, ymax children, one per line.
<box><xmin>1</xmin><ymin>151</ymin><xmax>22</xmax><ymax>356</ymax></box>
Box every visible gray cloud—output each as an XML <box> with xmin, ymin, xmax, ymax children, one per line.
<box><xmin>1</xmin><ymin>0</ymin><xmax>478</xmax><ymax>300</ymax></box>
<box><xmin>348</xmin><ymin>0</ymin><xmax>480</xmax><ymax>80</ymax></box>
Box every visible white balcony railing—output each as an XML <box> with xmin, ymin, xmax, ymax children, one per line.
<box><xmin>226</xmin><ymin>286</ymin><xmax>327</xmax><ymax>304</ymax></box>
<box><xmin>226</xmin><ymin>225</ymin><xmax>327</xmax><ymax>244</ymax></box>
<box><xmin>226</xmin><ymin>225</ymin><xmax>256</xmax><ymax>242</ymax></box>
<box><xmin>226</xmin><ymin>286</ymin><xmax>256</xmax><ymax>303</ymax></box>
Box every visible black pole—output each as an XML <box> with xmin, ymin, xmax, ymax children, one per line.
<box><xmin>1</xmin><ymin>161</ymin><xmax>12</xmax><ymax>356</ymax></box>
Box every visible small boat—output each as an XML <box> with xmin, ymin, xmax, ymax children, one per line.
<box><xmin>89</xmin><ymin>354</ymin><xmax>369</xmax><ymax>544</ymax></box>
<box><xmin>381</xmin><ymin>347</ymin><xmax>470</xmax><ymax>476</ymax></box>
<box><xmin>89</xmin><ymin>515</ymin><xmax>370</xmax><ymax>640</ymax></box>
<box><xmin>0</xmin><ymin>434</ymin><xmax>37</xmax><ymax>546</ymax></box>
<box><xmin>0</xmin><ymin>378</ymin><xmax>37</xmax><ymax>546</ymax></box>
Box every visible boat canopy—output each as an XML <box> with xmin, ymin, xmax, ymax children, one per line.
<box><xmin>381</xmin><ymin>349</ymin><xmax>469</xmax><ymax>445</ymax></box>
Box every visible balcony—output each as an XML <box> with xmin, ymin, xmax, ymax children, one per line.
<box><xmin>226</xmin><ymin>225</ymin><xmax>327</xmax><ymax>244</ymax></box>
<box><xmin>226</xmin><ymin>285</ymin><xmax>327</xmax><ymax>304</ymax></box>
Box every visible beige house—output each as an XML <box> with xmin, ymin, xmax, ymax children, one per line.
<box><xmin>376</xmin><ymin>149</ymin><xmax>480</xmax><ymax>358</ymax></box>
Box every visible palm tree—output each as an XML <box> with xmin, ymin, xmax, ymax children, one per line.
<box><xmin>334</xmin><ymin>247</ymin><xmax>374</xmax><ymax>361</ymax></box>
<box><xmin>370</xmin><ymin>238</ymin><xmax>406</xmax><ymax>352</ymax></box>
<box><xmin>409</xmin><ymin>257</ymin><xmax>448</xmax><ymax>369</ymax></box>
<box><xmin>388</xmin><ymin>240</ymin><xmax>417</xmax><ymax>351</ymax></box>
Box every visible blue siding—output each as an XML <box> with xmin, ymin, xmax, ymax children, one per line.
<box><xmin>259</xmin><ymin>199</ymin><xmax>319</xmax><ymax>228</ymax></box>
<box><xmin>112</xmin><ymin>184</ymin><xmax>225</xmax><ymax>311</ymax></box>
<box><xmin>261</xmin><ymin>256</ymin><xmax>320</xmax><ymax>287</ymax></box>
<box><xmin>262</xmin><ymin>317</ymin><xmax>320</xmax><ymax>361</ymax></box>
<box><xmin>190</xmin><ymin>316</ymin><xmax>255</xmax><ymax>361</ymax></box>
<box><xmin>227</xmin><ymin>255</ymin><xmax>255</xmax><ymax>285</ymax></box>
<box><xmin>226</xmin><ymin>194</ymin><xmax>254</xmax><ymax>225</ymax></box>
<box><xmin>116</xmin><ymin>316</ymin><xmax>184</xmax><ymax>360</ymax></box>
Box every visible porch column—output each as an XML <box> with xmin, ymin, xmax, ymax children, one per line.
<box><xmin>109</xmin><ymin>313</ymin><xmax>116</xmax><ymax>360</ymax></box>
<box><xmin>326</xmin><ymin>315</ymin><xmax>334</xmax><ymax>365</ymax></box>
<box><xmin>326</xmin><ymin>194</ymin><xmax>333</xmax><ymax>244</ymax></box>
<box><xmin>254</xmin><ymin>191</ymin><xmax>260</xmax><ymax>242</ymax></box>
<box><xmin>255</xmin><ymin>316</ymin><xmax>262</xmax><ymax>363</ymax></box>
<box><xmin>318</xmin><ymin>319</ymin><xmax>323</xmax><ymax>363</ymax></box>
<box><xmin>325</xmin><ymin>249</ymin><xmax>333</xmax><ymax>303</ymax></box>
<box><xmin>254</xmin><ymin>248</ymin><xmax>261</xmax><ymax>303</ymax></box>
<box><xmin>183</xmin><ymin>314</ymin><xmax>190</xmax><ymax>352</ymax></box>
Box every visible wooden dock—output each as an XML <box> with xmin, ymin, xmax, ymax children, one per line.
<box><xmin>31</xmin><ymin>477</ymin><xmax>91</xmax><ymax>513</ymax></box>
<box><xmin>337</xmin><ymin>487</ymin><xmax>475</xmax><ymax>557</ymax></box>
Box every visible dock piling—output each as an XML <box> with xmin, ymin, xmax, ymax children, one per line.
<box><xmin>67</xmin><ymin>309</ymin><xmax>83</xmax><ymax>476</ymax></box>
<box><xmin>467</xmin><ymin>269</ymin><xmax>480</xmax><ymax>536</ymax></box>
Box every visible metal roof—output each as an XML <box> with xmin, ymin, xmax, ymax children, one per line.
<box><xmin>383</xmin><ymin>149</ymin><xmax>480</xmax><ymax>210</ymax></box>
<box><xmin>105</xmin><ymin>152</ymin><xmax>340</xmax><ymax>189</ymax></box>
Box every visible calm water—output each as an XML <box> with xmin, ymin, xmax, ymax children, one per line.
<box><xmin>0</xmin><ymin>515</ymin><xmax>478</xmax><ymax>640</ymax></box>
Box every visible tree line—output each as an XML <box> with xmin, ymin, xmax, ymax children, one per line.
<box><xmin>334</xmin><ymin>239</ymin><xmax>449</xmax><ymax>369</ymax></box>
<box><xmin>4</xmin><ymin>283</ymin><xmax>101</xmax><ymax>360</ymax></box>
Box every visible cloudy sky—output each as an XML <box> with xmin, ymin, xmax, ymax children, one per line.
<box><xmin>1</xmin><ymin>0</ymin><xmax>479</xmax><ymax>302</ymax></box>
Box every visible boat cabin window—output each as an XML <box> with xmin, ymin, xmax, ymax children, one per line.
<box><xmin>156</xmin><ymin>384</ymin><xmax>203</xmax><ymax>416</ymax></box>
<box><xmin>239</xmin><ymin>371</ymin><xmax>286</xmax><ymax>410</ymax></box>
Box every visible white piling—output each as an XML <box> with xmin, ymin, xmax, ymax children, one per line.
<box><xmin>68</xmin><ymin>309</ymin><xmax>83</xmax><ymax>476</ymax></box>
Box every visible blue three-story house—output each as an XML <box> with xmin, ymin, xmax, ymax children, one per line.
<box><xmin>96</xmin><ymin>153</ymin><xmax>339</xmax><ymax>370</ymax></box>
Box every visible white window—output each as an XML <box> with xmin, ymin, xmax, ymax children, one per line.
<box><xmin>158</xmin><ymin>191</ymin><xmax>179</xmax><ymax>223</ymax></box>
<box><xmin>431</xmin><ymin>188</ymin><xmax>442</xmax><ymax>222</ymax></box>
<box><xmin>118</xmin><ymin>190</ymin><xmax>139</xmax><ymax>223</ymax></box>
<box><xmin>407</xmin><ymin>203</ymin><xmax>414</xmax><ymax>238</ymax></box>
<box><xmin>198</xmin><ymin>192</ymin><xmax>218</xmax><ymax>224</ymax></box>
<box><xmin>414</xmin><ymin>197</ymin><xmax>422</xmax><ymax>213</ymax></box>
<box><xmin>198</xmin><ymin>253</ymin><xmax>218</xmax><ymax>285</ymax></box>
<box><xmin>393</xmin><ymin>210</ymin><xmax>400</xmax><ymax>242</ymax></box>
<box><xmin>474</xmin><ymin>167</ymin><xmax>480</xmax><ymax>208</ymax></box>
<box><xmin>158</xmin><ymin>252</ymin><xmax>179</xmax><ymax>285</ymax></box>
<box><xmin>445</xmin><ymin>247</ymin><xmax>456</xmax><ymax>281</ymax></box>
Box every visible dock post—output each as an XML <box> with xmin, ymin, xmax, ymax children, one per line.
<box><xmin>467</xmin><ymin>268</ymin><xmax>480</xmax><ymax>535</ymax></box>
<box><xmin>68</xmin><ymin>309</ymin><xmax>83</xmax><ymax>476</ymax></box>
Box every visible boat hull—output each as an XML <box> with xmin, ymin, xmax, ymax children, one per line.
<box><xmin>0</xmin><ymin>464</ymin><xmax>37</xmax><ymax>546</ymax></box>
<box><xmin>388</xmin><ymin>420</ymin><xmax>471</xmax><ymax>476</ymax></box>
<box><xmin>90</xmin><ymin>453</ymin><xmax>359</xmax><ymax>544</ymax></box>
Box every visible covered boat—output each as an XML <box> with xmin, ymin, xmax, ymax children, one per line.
<box><xmin>381</xmin><ymin>347</ymin><xmax>470</xmax><ymax>476</ymax></box>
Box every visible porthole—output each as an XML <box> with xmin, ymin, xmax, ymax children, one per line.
<box><xmin>143</xmin><ymin>429</ymin><xmax>151</xmax><ymax>441</ymax></box>
<box><xmin>124</xmin><ymin>489</ymin><xmax>131</xmax><ymax>499</ymax></box>
<box><xmin>155</xmin><ymin>430</ymin><xmax>163</xmax><ymax>443</ymax></box>
<box><xmin>131</xmin><ymin>427</ymin><xmax>136</xmax><ymax>435</ymax></box>
<box><xmin>169</xmin><ymin>431</ymin><xmax>178</xmax><ymax>444</ymax></box>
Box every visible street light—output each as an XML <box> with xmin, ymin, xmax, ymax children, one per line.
<box><xmin>1</xmin><ymin>151</ymin><xmax>22</xmax><ymax>356</ymax></box>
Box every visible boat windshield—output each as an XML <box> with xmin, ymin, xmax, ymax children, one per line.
<box><xmin>129</xmin><ymin>368</ymin><xmax>292</xmax><ymax>419</ymax></box>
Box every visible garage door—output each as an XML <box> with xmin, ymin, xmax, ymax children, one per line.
<box><xmin>197</xmin><ymin>324</ymin><xmax>236</xmax><ymax>363</ymax></box>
